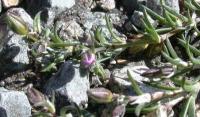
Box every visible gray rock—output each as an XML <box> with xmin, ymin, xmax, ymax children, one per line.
<box><xmin>7</xmin><ymin>34</ymin><xmax>29</xmax><ymax>64</ymax></box>
<box><xmin>44</xmin><ymin>61</ymin><xmax>90</xmax><ymax>107</ymax></box>
<box><xmin>58</xmin><ymin>20</ymin><xmax>84</xmax><ymax>40</ymax></box>
<box><xmin>49</xmin><ymin>0</ymin><xmax>75</xmax><ymax>8</ymax></box>
<box><xmin>41</xmin><ymin>8</ymin><xmax>56</xmax><ymax>26</ymax></box>
<box><xmin>0</xmin><ymin>8</ymin><xmax>32</xmax><ymax>72</ymax></box>
<box><xmin>77</xmin><ymin>0</ymin><xmax>96</xmax><ymax>10</ymax></box>
<box><xmin>96</xmin><ymin>0</ymin><xmax>116</xmax><ymax>10</ymax></box>
<box><xmin>26</xmin><ymin>0</ymin><xmax>75</xmax><ymax>16</ymax></box>
<box><xmin>0</xmin><ymin>20</ymin><xmax>9</xmax><ymax>52</ymax></box>
<box><xmin>119</xmin><ymin>0</ymin><xmax>179</xmax><ymax>20</ymax></box>
<box><xmin>118</xmin><ymin>0</ymin><xmax>138</xmax><ymax>15</ymax></box>
<box><xmin>165</xmin><ymin>0</ymin><xmax>180</xmax><ymax>12</ymax></box>
<box><xmin>2</xmin><ymin>0</ymin><xmax>20</xmax><ymax>8</ymax></box>
<box><xmin>82</xmin><ymin>12</ymin><xmax>121</xmax><ymax>30</ymax></box>
<box><xmin>0</xmin><ymin>31</ymin><xmax>29</xmax><ymax>72</ymax></box>
<box><xmin>124</xmin><ymin>20</ymin><xmax>138</xmax><ymax>32</ymax></box>
<box><xmin>80</xmin><ymin>12</ymin><xmax>126</xmax><ymax>42</ymax></box>
<box><xmin>110</xmin><ymin>61</ymin><xmax>161</xmax><ymax>96</ymax></box>
<box><xmin>56</xmin><ymin>11</ymin><xmax>126</xmax><ymax>43</ymax></box>
<box><xmin>0</xmin><ymin>88</ymin><xmax>31</xmax><ymax>117</ymax></box>
<box><xmin>131</xmin><ymin>10</ymin><xmax>157</xmax><ymax>29</ymax></box>
<box><xmin>147</xmin><ymin>0</ymin><xmax>180</xmax><ymax>15</ymax></box>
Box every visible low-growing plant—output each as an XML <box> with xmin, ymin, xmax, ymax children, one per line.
<box><xmin>5</xmin><ymin>0</ymin><xmax>200</xmax><ymax>116</ymax></box>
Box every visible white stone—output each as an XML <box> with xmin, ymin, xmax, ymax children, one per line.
<box><xmin>0</xmin><ymin>88</ymin><xmax>31</xmax><ymax>117</ymax></box>
<box><xmin>50</xmin><ymin>0</ymin><xmax>75</xmax><ymax>8</ymax></box>
<box><xmin>44</xmin><ymin>61</ymin><xmax>90</xmax><ymax>107</ymax></box>
<box><xmin>98</xmin><ymin>0</ymin><xmax>115</xmax><ymax>10</ymax></box>
<box><xmin>2</xmin><ymin>0</ymin><xmax>19</xmax><ymax>8</ymax></box>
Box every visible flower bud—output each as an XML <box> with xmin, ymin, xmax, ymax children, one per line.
<box><xmin>26</xmin><ymin>85</ymin><xmax>45</xmax><ymax>105</ymax></box>
<box><xmin>87</xmin><ymin>88</ymin><xmax>113</xmax><ymax>103</ymax></box>
<box><xmin>6</xmin><ymin>11</ymin><xmax>28</xmax><ymax>35</ymax></box>
<box><xmin>81</xmin><ymin>51</ymin><xmax>96</xmax><ymax>68</ymax></box>
<box><xmin>112</xmin><ymin>104</ymin><xmax>126</xmax><ymax>117</ymax></box>
<box><xmin>26</xmin><ymin>85</ymin><xmax>55</xmax><ymax>113</ymax></box>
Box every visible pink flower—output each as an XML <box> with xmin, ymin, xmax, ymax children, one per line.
<box><xmin>81</xmin><ymin>52</ymin><xmax>96</xmax><ymax>68</ymax></box>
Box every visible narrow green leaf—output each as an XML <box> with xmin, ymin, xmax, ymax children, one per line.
<box><xmin>163</xmin><ymin>9</ymin><xmax>176</xmax><ymax>27</ymax></box>
<box><xmin>142</xmin><ymin>19</ymin><xmax>160</xmax><ymax>43</ymax></box>
<box><xmin>165</xmin><ymin>38</ymin><xmax>178</xmax><ymax>58</ymax></box>
<box><xmin>194</xmin><ymin>25</ymin><xmax>200</xmax><ymax>35</ymax></box>
<box><xmin>143</xmin><ymin>81</ymin><xmax>178</xmax><ymax>91</ymax></box>
<box><xmin>127</xmin><ymin>70</ymin><xmax>143</xmax><ymax>95</ymax></box>
<box><xmin>94</xmin><ymin>27</ymin><xmax>110</xmax><ymax>46</ymax></box>
<box><xmin>178</xmin><ymin>39</ymin><xmax>200</xmax><ymax>56</ymax></box>
<box><xmin>185</xmin><ymin>0</ymin><xmax>199</xmax><ymax>10</ymax></box>
<box><xmin>94</xmin><ymin>62</ymin><xmax>106</xmax><ymax>80</ymax></box>
<box><xmin>180</xmin><ymin>96</ymin><xmax>193</xmax><ymax>117</ymax></box>
<box><xmin>54</xmin><ymin>29</ymin><xmax>64</xmax><ymax>43</ymax></box>
<box><xmin>135</xmin><ymin>103</ymin><xmax>146</xmax><ymax>116</ymax></box>
<box><xmin>161</xmin><ymin>51</ymin><xmax>188</xmax><ymax>67</ymax></box>
<box><xmin>44</xmin><ymin>28</ymin><xmax>51</xmax><ymax>38</ymax></box>
<box><xmin>49</xmin><ymin>23</ymin><xmax>64</xmax><ymax>43</ymax></box>
<box><xmin>142</xmin><ymin>9</ymin><xmax>161</xmax><ymax>43</ymax></box>
<box><xmin>163</xmin><ymin>5</ymin><xmax>188</xmax><ymax>22</ymax></box>
<box><xmin>191</xmin><ymin>0</ymin><xmax>200</xmax><ymax>9</ymax></box>
<box><xmin>186</xmin><ymin>9</ymin><xmax>193</xmax><ymax>25</ymax></box>
<box><xmin>49</xmin><ymin>42</ymin><xmax>79</xmax><ymax>48</ymax></box>
<box><xmin>33</xmin><ymin>11</ymin><xmax>42</xmax><ymax>33</ymax></box>
<box><xmin>170</xmin><ymin>68</ymin><xmax>192</xmax><ymax>86</ymax></box>
<box><xmin>142</xmin><ymin>5</ymin><xmax>165</xmax><ymax>23</ymax></box>
<box><xmin>163</xmin><ymin>44</ymin><xmax>170</xmax><ymax>55</ymax></box>
<box><xmin>105</xmin><ymin>14</ymin><xmax>123</xmax><ymax>43</ymax></box>
<box><xmin>156</xmin><ymin>27</ymin><xmax>173</xmax><ymax>34</ymax></box>
<box><xmin>186</xmin><ymin>39</ymin><xmax>200</xmax><ymax>65</ymax></box>
<box><xmin>41</xmin><ymin>63</ymin><xmax>57</xmax><ymax>72</ymax></box>
<box><xmin>126</xmin><ymin>104</ymin><xmax>158</xmax><ymax>114</ymax></box>
<box><xmin>168</xmin><ymin>12</ymin><xmax>178</xmax><ymax>22</ymax></box>
<box><xmin>188</xmin><ymin>96</ymin><xmax>196</xmax><ymax>117</ymax></box>
<box><xmin>184</xmin><ymin>83</ymin><xmax>200</xmax><ymax>94</ymax></box>
<box><xmin>143</xmin><ymin>9</ymin><xmax>154</xmax><ymax>29</ymax></box>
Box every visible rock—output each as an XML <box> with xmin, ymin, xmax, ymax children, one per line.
<box><xmin>124</xmin><ymin>20</ymin><xmax>137</xmax><ymax>32</ymax></box>
<box><xmin>56</xmin><ymin>11</ymin><xmax>126</xmax><ymax>42</ymax></box>
<box><xmin>131</xmin><ymin>10</ymin><xmax>157</xmax><ymax>29</ymax></box>
<box><xmin>0</xmin><ymin>88</ymin><xmax>31</xmax><ymax>117</ymax></box>
<box><xmin>26</xmin><ymin>0</ymin><xmax>75</xmax><ymax>17</ymax></box>
<box><xmin>50</xmin><ymin>0</ymin><xmax>75</xmax><ymax>8</ymax></box>
<box><xmin>44</xmin><ymin>61</ymin><xmax>90</xmax><ymax>108</ymax></box>
<box><xmin>2</xmin><ymin>0</ymin><xmax>20</xmax><ymax>8</ymax></box>
<box><xmin>165</xmin><ymin>0</ymin><xmax>180</xmax><ymax>12</ymax></box>
<box><xmin>96</xmin><ymin>0</ymin><xmax>116</xmax><ymax>11</ymax></box>
<box><xmin>6</xmin><ymin>32</ymin><xmax>29</xmax><ymax>65</ymax></box>
<box><xmin>77</xmin><ymin>0</ymin><xmax>96</xmax><ymax>10</ymax></box>
<box><xmin>82</xmin><ymin>12</ymin><xmax>121</xmax><ymax>30</ymax></box>
<box><xmin>41</xmin><ymin>8</ymin><xmax>56</xmax><ymax>26</ymax></box>
<box><xmin>147</xmin><ymin>0</ymin><xmax>180</xmax><ymax>15</ymax></box>
<box><xmin>110</xmin><ymin>61</ymin><xmax>160</xmax><ymax>96</ymax></box>
<box><xmin>27</xmin><ymin>0</ymin><xmax>75</xmax><ymax>9</ymax></box>
<box><xmin>0</xmin><ymin>20</ymin><xmax>9</xmax><ymax>52</ymax></box>
<box><xmin>80</xmin><ymin>12</ymin><xmax>126</xmax><ymax>41</ymax></box>
<box><xmin>117</xmin><ymin>0</ymin><xmax>138</xmax><ymax>15</ymax></box>
<box><xmin>57</xmin><ymin>20</ymin><xmax>84</xmax><ymax>40</ymax></box>
<box><xmin>0</xmin><ymin>8</ymin><xmax>32</xmax><ymax>72</ymax></box>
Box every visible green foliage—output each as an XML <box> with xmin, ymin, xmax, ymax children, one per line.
<box><xmin>6</xmin><ymin>0</ymin><xmax>200</xmax><ymax>116</ymax></box>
